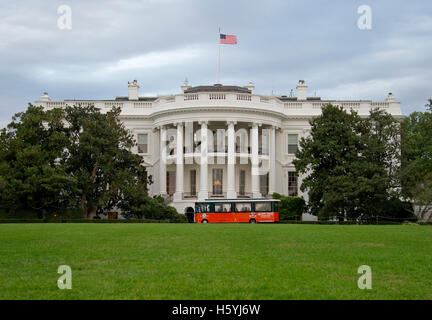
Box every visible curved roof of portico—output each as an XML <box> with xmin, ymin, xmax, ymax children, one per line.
<box><xmin>184</xmin><ymin>84</ymin><xmax>251</xmax><ymax>94</ymax></box>
<box><xmin>149</xmin><ymin>106</ymin><xmax>284</xmax><ymax>128</ymax></box>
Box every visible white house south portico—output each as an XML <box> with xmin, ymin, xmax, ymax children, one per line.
<box><xmin>36</xmin><ymin>80</ymin><xmax>403</xmax><ymax>217</ymax></box>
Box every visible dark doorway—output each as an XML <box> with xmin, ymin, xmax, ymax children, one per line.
<box><xmin>185</xmin><ymin>207</ymin><xmax>195</xmax><ymax>223</ymax></box>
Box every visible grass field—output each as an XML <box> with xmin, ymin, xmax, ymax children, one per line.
<box><xmin>0</xmin><ymin>223</ymin><xmax>431</xmax><ymax>300</ymax></box>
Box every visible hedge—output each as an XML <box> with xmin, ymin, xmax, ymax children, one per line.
<box><xmin>0</xmin><ymin>218</ymin><xmax>185</xmax><ymax>224</ymax></box>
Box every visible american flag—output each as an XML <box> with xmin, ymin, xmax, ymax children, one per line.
<box><xmin>220</xmin><ymin>33</ymin><xmax>237</xmax><ymax>44</ymax></box>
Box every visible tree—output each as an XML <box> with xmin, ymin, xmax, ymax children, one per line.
<box><xmin>357</xmin><ymin>108</ymin><xmax>402</xmax><ymax>218</ymax></box>
<box><xmin>401</xmin><ymin>105</ymin><xmax>432</xmax><ymax>221</ymax></box>
<box><xmin>426</xmin><ymin>99</ymin><xmax>432</xmax><ymax>112</ymax></box>
<box><xmin>63</xmin><ymin>104</ymin><xmax>150</xmax><ymax>219</ymax></box>
<box><xmin>293</xmin><ymin>104</ymin><xmax>402</xmax><ymax>220</ymax></box>
<box><xmin>0</xmin><ymin>105</ymin><xmax>77</xmax><ymax>217</ymax></box>
<box><xmin>0</xmin><ymin>103</ymin><xmax>168</xmax><ymax>220</ymax></box>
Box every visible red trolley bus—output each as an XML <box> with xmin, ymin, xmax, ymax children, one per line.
<box><xmin>194</xmin><ymin>199</ymin><xmax>280</xmax><ymax>223</ymax></box>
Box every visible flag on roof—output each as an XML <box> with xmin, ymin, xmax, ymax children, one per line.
<box><xmin>219</xmin><ymin>33</ymin><xmax>237</xmax><ymax>44</ymax></box>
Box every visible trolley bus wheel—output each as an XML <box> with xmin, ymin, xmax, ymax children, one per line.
<box><xmin>249</xmin><ymin>219</ymin><xmax>257</xmax><ymax>224</ymax></box>
<box><xmin>202</xmin><ymin>220</ymin><xmax>208</xmax><ymax>224</ymax></box>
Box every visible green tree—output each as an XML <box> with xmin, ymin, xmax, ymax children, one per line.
<box><xmin>357</xmin><ymin>108</ymin><xmax>402</xmax><ymax>217</ymax></box>
<box><xmin>401</xmin><ymin>103</ymin><xmax>432</xmax><ymax>221</ymax></box>
<box><xmin>63</xmin><ymin>104</ymin><xmax>149</xmax><ymax>219</ymax></box>
<box><xmin>0</xmin><ymin>105</ymin><xmax>77</xmax><ymax>217</ymax></box>
<box><xmin>293</xmin><ymin>104</ymin><xmax>402</xmax><ymax>220</ymax></box>
<box><xmin>426</xmin><ymin>99</ymin><xmax>432</xmax><ymax>112</ymax></box>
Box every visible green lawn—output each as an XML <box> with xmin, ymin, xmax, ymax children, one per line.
<box><xmin>0</xmin><ymin>223</ymin><xmax>431</xmax><ymax>300</ymax></box>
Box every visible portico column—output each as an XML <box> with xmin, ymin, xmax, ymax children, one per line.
<box><xmin>174</xmin><ymin>122</ymin><xmax>184</xmax><ymax>201</ymax></box>
<box><xmin>198</xmin><ymin>121</ymin><xmax>208</xmax><ymax>200</ymax></box>
<box><xmin>269</xmin><ymin>126</ymin><xmax>276</xmax><ymax>195</ymax></box>
<box><xmin>227</xmin><ymin>121</ymin><xmax>237</xmax><ymax>198</ymax></box>
<box><xmin>159</xmin><ymin>125</ymin><xmax>167</xmax><ymax>195</ymax></box>
<box><xmin>251</xmin><ymin>123</ymin><xmax>262</xmax><ymax>198</ymax></box>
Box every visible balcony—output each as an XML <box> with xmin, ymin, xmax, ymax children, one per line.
<box><xmin>182</xmin><ymin>192</ymin><xmax>197</xmax><ymax>200</ymax></box>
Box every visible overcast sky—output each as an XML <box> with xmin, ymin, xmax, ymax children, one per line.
<box><xmin>0</xmin><ymin>0</ymin><xmax>431</xmax><ymax>128</ymax></box>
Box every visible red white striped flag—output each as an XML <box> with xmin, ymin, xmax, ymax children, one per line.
<box><xmin>219</xmin><ymin>33</ymin><xmax>237</xmax><ymax>44</ymax></box>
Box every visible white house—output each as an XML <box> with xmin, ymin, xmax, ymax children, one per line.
<box><xmin>35</xmin><ymin>80</ymin><xmax>403</xmax><ymax>219</ymax></box>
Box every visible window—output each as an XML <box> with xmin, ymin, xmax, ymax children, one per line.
<box><xmin>288</xmin><ymin>171</ymin><xmax>298</xmax><ymax>196</ymax></box>
<box><xmin>190</xmin><ymin>170</ymin><xmax>196</xmax><ymax>196</ymax></box>
<box><xmin>167</xmin><ymin>171</ymin><xmax>176</xmax><ymax>195</ymax></box>
<box><xmin>234</xmin><ymin>202</ymin><xmax>251</xmax><ymax>212</ymax></box>
<box><xmin>288</xmin><ymin>134</ymin><xmax>298</xmax><ymax>154</ymax></box>
<box><xmin>168</xmin><ymin>135</ymin><xmax>175</xmax><ymax>155</ymax></box>
<box><xmin>260</xmin><ymin>130</ymin><xmax>269</xmax><ymax>155</ymax></box>
<box><xmin>214</xmin><ymin>203</ymin><xmax>232</xmax><ymax>213</ymax></box>
<box><xmin>212</xmin><ymin>169</ymin><xmax>223</xmax><ymax>195</ymax></box>
<box><xmin>137</xmin><ymin>134</ymin><xmax>148</xmax><ymax>154</ymax></box>
<box><xmin>255</xmin><ymin>202</ymin><xmax>272</xmax><ymax>212</ymax></box>
<box><xmin>196</xmin><ymin>203</ymin><xmax>212</xmax><ymax>213</ymax></box>
<box><xmin>260</xmin><ymin>173</ymin><xmax>269</xmax><ymax>196</ymax></box>
<box><xmin>213</xmin><ymin>129</ymin><xmax>225</xmax><ymax>152</ymax></box>
<box><xmin>239</xmin><ymin>170</ymin><xmax>246</xmax><ymax>195</ymax></box>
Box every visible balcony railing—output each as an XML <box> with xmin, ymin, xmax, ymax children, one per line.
<box><xmin>182</xmin><ymin>192</ymin><xmax>197</xmax><ymax>199</ymax></box>
<box><xmin>237</xmin><ymin>192</ymin><xmax>253</xmax><ymax>198</ymax></box>
<box><xmin>209</xmin><ymin>192</ymin><xmax>227</xmax><ymax>198</ymax></box>
<box><xmin>168</xmin><ymin>144</ymin><xmax>270</xmax><ymax>156</ymax></box>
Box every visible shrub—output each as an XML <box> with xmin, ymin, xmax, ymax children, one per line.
<box><xmin>377</xmin><ymin>198</ymin><xmax>417</xmax><ymax>222</ymax></box>
<box><xmin>273</xmin><ymin>193</ymin><xmax>306</xmax><ymax>220</ymax></box>
<box><xmin>0</xmin><ymin>208</ymin><xmax>40</xmax><ymax>219</ymax></box>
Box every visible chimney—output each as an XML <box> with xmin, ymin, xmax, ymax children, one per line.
<box><xmin>296</xmin><ymin>80</ymin><xmax>307</xmax><ymax>100</ymax></box>
<box><xmin>244</xmin><ymin>82</ymin><xmax>255</xmax><ymax>93</ymax></box>
<box><xmin>181</xmin><ymin>78</ymin><xmax>192</xmax><ymax>92</ymax></box>
<box><xmin>41</xmin><ymin>92</ymin><xmax>51</xmax><ymax>102</ymax></box>
<box><xmin>385</xmin><ymin>92</ymin><xmax>395</xmax><ymax>102</ymax></box>
<box><xmin>128</xmin><ymin>80</ymin><xmax>139</xmax><ymax>100</ymax></box>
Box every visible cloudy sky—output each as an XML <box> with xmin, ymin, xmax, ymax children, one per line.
<box><xmin>0</xmin><ymin>0</ymin><xmax>431</xmax><ymax>128</ymax></box>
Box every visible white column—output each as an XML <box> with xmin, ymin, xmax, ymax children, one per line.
<box><xmin>159</xmin><ymin>125</ymin><xmax>167</xmax><ymax>195</ymax></box>
<box><xmin>251</xmin><ymin>123</ymin><xmax>261</xmax><ymax>198</ymax></box>
<box><xmin>227</xmin><ymin>121</ymin><xmax>237</xmax><ymax>198</ymax></box>
<box><xmin>269</xmin><ymin>126</ymin><xmax>276</xmax><ymax>195</ymax></box>
<box><xmin>198</xmin><ymin>121</ymin><xmax>208</xmax><ymax>200</ymax></box>
<box><xmin>174</xmin><ymin>122</ymin><xmax>184</xmax><ymax>201</ymax></box>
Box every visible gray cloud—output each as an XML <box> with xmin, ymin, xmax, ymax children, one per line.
<box><xmin>0</xmin><ymin>0</ymin><xmax>431</xmax><ymax>128</ymax></box>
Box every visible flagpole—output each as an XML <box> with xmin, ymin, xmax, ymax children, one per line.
<box><xmin>217</xmin><ymin>27</ymin><xmax>221</xmax><ymax>84</ymax></box>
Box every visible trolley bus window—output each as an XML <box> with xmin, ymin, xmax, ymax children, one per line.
<box><xmin>255</xmin><ymin>202</ymin><xmax>272</xmax><ymax>212</ymax></box>
<box><xmin>196</xmin><ymin>203</ymin><xmax>212</xmax><ymax>213</ymax></box>
<box><xmin>214</xmin><ymin>203</ymin><xmax>232</xmax><ymax>213</ymax></box>
<box><xmin>234</xmin><ymin>202</ymin><xmax>252</xmax><ymax>212</ymax></box>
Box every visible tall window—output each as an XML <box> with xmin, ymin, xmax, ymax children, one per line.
<box><xmin>260</xmin><ymin>130</ymin><xmax>269</xmax><ymax>155</ymax></box>
<box><xmin>212</xmin><ymin>169</ymin><xmax>223</xmax><ymax>195</ymax></box>
<box><xmin>288</xmin><ymin>134</ymin><xmax>298</xmax><ymax>154</ymax></box>
<box><xmin>260</xmin><ymin>173</ymin><xmax>269</xmax><ymax>196</ymax></box>
<box><xmin>190</xmin><ymin>170</ymin><xmax>197</xmax><ymax>196</ymax></box>
<box><xmin>137</xmin><ymin>134</ymin><xmax>148</xmax><ymax>154</ymax></box>
<box><xmin>167</xmin><ymin>171</ymin><xmax>176</xmax><ymax>195</ymax></box>
<box><xmin>239</xmin><ymin>170</ymin><xmax>246</xmax><ymax>195</ymax></box>
<box><xmin>213</xmin><ymin>129</ymin><xmax>224</xmax><ymax>152</ymax></box>
<box><xmin>288</xmin><ymin>171</ymin><xmax>298</xmax><ymax>196</ymax></box>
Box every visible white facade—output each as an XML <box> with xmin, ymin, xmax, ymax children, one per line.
<box><xmin>35</xmin><ymin>80</ymin><xmax>403</xmax><ymax>218</ymax></box>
